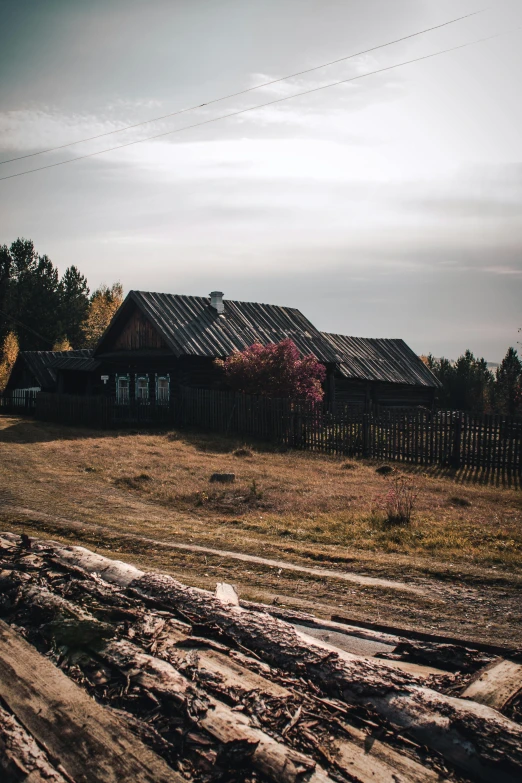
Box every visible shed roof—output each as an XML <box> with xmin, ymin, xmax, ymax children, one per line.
<box><xmin>9</xmin><ymin>349</ymin><xmax>94</xmax><ymax>389</ymax></box>
<box><xmin>321</xmin><ymin>333</ymin><xmax>440</xmax><ymax>388</ymax></box>
<box><xmin>50</xmin><ymin>354</ymin><xmax>100</xmax><ymax>372</ymax></box>
<box><xmin>95</xmin><ymin>291</ymin><xmax>339</xmax><ymax>362</ymax></box>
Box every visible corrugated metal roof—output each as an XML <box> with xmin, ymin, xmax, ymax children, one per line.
<box><xmin>18</xmin><ymin>350</ymin><xmax>94</xmax><ymax>388</ymax></box>
<box><xmin>321</xmin><ymin>333</ymin><xmax>440</xmax><ymax>388</ymax></box>
<box><xmin>50</xmin><ymin>354</ymin><xmax>100</xmax><ymax>372</ymax></box>
<box><xmin>96</xmin><ymin>291</ymin><xmax>339</xmax><ymax>362</ymax></box>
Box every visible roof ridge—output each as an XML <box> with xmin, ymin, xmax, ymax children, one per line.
<box><xmin>131</xmin><ymin>290</ymin><xmax>304</xmax><ymax>312</ymax></box>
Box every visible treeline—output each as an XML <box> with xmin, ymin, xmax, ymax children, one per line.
<box><xmin>424</xmin><ymin>349</ymin><xmax>522</xmax><ymax>416</ymax></box>
<box><xmin>0</xmin><ymin>237</ymin><xmax>123</xmax><ymax>388</ymax></box>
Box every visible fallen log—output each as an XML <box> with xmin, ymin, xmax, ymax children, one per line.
<box><xmin>0</xmin><ymin>620</ymin><xmax>184</xmax><ymax>783</ymax></box>
<box><xmin>103</xmin><ymin>639</ymin><xmax>331</xmax><ymax>783</ymax></box>
<box><xmin>0</xmin><ymin>701</ymin><xmax>69</xmax><ymax>783</ymax></box>
<box><xmin>462</xmin><ymin>660</ymin><xmax>522</xmax><ymax>710</ymax></box>
<box><xmin>154</xmin><ymin>621</ymin><xmax>448</xmax><ymax>783</ymax></box>
<box><xmin>6</xmin><ymin>556</ymin><xmax>448</xmax><ymax>783</ymax></box>
<box><xmin>140</xmin><ymin>578</ymin><xmax>522</xmax><ymax>782</ymax></box>
<box><xmin>3</xmin><ymin>581</ymin><xmax>333</xmax><ymax>783</ymax></box>
<box><xmin>41</xmin><ymin>539</ymin><xmax>522</xmax><ymax>783</ymax></box>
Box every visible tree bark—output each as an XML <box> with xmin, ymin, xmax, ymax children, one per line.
<box><xmin>5</xmin><ymin>535</ymin><xmax>522</xmax><ymax>783</ymax></box>
<box><xmin>0</xmin><ymin>701</ymin><xmax>70</xmax><ymax>783</ymax></box>
<box><xmin>5</xmin><ymin>581</ymin><xmax>332</xmax><ymax>783</ymax></box>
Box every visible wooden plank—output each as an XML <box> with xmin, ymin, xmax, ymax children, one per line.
<box><xmin>0</xmin><ymin>620</ymin><xmax>183</xmax><ymax>783</ymax></box>
<box><xmin>0</xmin><ymin>701</ymin><xmax>68</xmax><ymax>783</ymax></box>
<box><xmin>462</xmin><ymin>659</ymin><xmax>522</xmax><ymax>710</ymax></box>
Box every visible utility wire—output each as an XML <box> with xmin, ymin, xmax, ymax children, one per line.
<box><xmin>0</xmin><ymin>9</ymin><xmax>485</xmax><ymax>166</ymax></box>
<box><xmin>0</xmin><ymin>30</ymin><xmax>508</xmax><ymax>183</ymax></box>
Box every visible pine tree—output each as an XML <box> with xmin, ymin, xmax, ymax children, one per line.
<box><xmin>57</xmin><ymin>266</ymin><xmax>90</xmax><ymax>348</ymax></box>
<box><xmin>1</xmin><ymin>239</ymin><xmax>61</xmax><ymax>350</ymax></box>
<box><xmin>495</xmin><ymin>347</ymin><xmax>522</xmax><ymax>416</ymax></box>
<box><xmin>425</xmin><ymin>351</ymin><xmax>494</xmax><ymax>412</ymax></box>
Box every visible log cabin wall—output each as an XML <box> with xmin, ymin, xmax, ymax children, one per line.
<box><xmin>177</xmin><ymin>356</ymin><xmax>223</xmax><ymax>389</ymax></box>
<box><xmin>372</xmin><ymin>382</ymin><xmax>435</xmax><ymax>410</ymax></box>
<box><xmin>99</xmin><ymin>358</ymin><xmax>180</xmax><ymax>401</ymax></box>
<box><xmin>333</xmin><ymin>378</ymin><xmax>368</xmax><ymax>411</ymax></box>
<box><xmin>110</xmin><ymin>306</ymin><xmax>170</xmax><ymax>352</ymax></box>
<box><xmin>68</xmin><ymin>356</ymin><xmax>223</xmax><ymax>401</ymax></box>
<box><xmin>334</xmin><ymin>377</ymin><xmax>435</xmax><ymax>412</ymax></box>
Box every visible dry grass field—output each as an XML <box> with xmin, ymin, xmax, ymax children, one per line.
<box><xmin>1</xmin><ymin>415</ymin><xmax>521</xmax><ymax>645</ymax></box>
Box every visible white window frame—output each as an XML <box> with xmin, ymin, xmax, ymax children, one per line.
<box><xmin>116</xmin><ymin>374</ymin><xmax>130</xmax><ymax>404</ymax></box>
<box><xmin>156</xmin><ymin>374</ymin><xmax>170</xmax><ymax>404</ymax></box>
<box><xmin>135</xmin><ymin>374</ymin><xmax>149</xmax><ymax>402</ymax></box>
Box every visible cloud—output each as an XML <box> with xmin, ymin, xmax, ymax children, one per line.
<box><xmin>0</xmin><ymin>108</ymin><xmax>123</xmax><ymax>152</ymax></box>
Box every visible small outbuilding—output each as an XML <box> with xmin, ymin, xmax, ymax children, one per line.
<box><xmin>5</xmin><ymin>349</ymin><xmax>97</xmax><ymax>394</ymax></box>
<box><xmin>320</xmin><ymin>333</ymin><xmax>439</xmax><ymax>411</ymax></box>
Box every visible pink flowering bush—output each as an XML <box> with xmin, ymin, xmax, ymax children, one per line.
<box><xmin>373</xmin><ymin>474</ymin><xmax>418</xmax><ymax>526</ymax></box>
<box><xmin>215</xmin><ymin>339</ymin><xmax>326</xmax><ymax>403</ymax></box>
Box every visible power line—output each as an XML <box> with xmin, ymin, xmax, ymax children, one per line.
<box><xmin>0</xmin><ymin>9</ymin><xmax>485</xmax><ymax>166</ymax></box>
<box><xmin>0</xmin><ymin>30</ymin><xmax>507</xmax><ymax>184</ymax></box>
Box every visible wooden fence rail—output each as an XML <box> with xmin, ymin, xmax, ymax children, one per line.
<box><xmin>0</xmin><ymin>389</ymin><xmax>37</xmax><ymax>415</ymax></box>
<box><xmin>1</xmin><ymin>388</ymin><xmax>521</xmax><ymax>474</ymax></box>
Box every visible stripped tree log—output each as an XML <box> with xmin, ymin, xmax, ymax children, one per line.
<box><xmin>2</xmin><ymin>555</ymin><xmax>448</xmax><ymax>783</ymax></box>
<box><xmin>40</xmin><ymin>540</ymin><xmax>522</xmax><ymax>783</ymax></box>
<box><xmin>4</xmin><ymin>535</ymin><xmax>522</xmax><ymax>783</ymax></box>
<box><xmin>4</xmin><ymin>581</ymin><xmax>333</xmax><ymax>783</ymax></box>
<box><xmin>132</xmin><ymin>572</ymin><xmax>522</xmax><ymax>783</ymax></box>
<box><xmin>103</xmin><ymin>639</ymin><xmax>331</xmax><ymax>783</ymax></box>
<box><xmin>462</xmin><ymin>660</ymin><xmax>522</xmax><ymax>710</ymax></box>
<box><xmin>152</xmin><ymin>622</ymin><xmax>448</xmax><ymax>783</ymax></box>
<box><xmin>0</xmin><ymin>620</ymin><xmax>184</xmax><ymax>783</ymax></box>
<box><xmin>0</xmin><ymin>701</ymin><xmax>69</xmax><ymax>783</ymax></box>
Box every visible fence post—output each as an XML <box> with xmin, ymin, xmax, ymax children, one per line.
<box><xmin>451</xmin><ymin>412</ymin><xmax>462</xmax><ymax>469</ymax></box>
<box><xmin>362</xmin><ymin>413</ymin><xmax>370</xmax><ymax>458</ymax></box>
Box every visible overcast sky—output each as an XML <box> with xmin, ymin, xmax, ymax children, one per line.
<box><xmin>1</xmin><ymin>0</ymin><xmax>521</xmax><ymax>362</ymax></box>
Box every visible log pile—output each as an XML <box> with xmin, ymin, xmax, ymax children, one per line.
<box><xmin>0</xmin><ymin>532</ymin><xmax>521</xmax><ymax>783</ymax></box>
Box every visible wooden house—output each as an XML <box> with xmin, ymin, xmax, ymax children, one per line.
<box><xmin>4</xmin><ymin>291</ymin><xmax>440</xmax><ymax>410</ymax></box>
<box><xmin>90</xmin><ymin>290</ymin><xmax>338</xmax><ymax>404</ymax></box>
<box><xmin>5</xmin><ymin>350</ymin><xmax>97</xmax><ymax>394</ymax></box>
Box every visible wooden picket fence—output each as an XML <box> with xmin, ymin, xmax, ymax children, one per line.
<box><xmin>0</xmin><ymin>389</ymin><xmax>38</xmax><ymax>414</ymax></box>
<box><xmin>179</xmin><ymin>388</ymin><xmax>522</xmax><ymax>472</ymax></box>
<box><xmin>1</xmin><ymin>387</ymin><xmax>521</xmax><ymax>474</ymax></box>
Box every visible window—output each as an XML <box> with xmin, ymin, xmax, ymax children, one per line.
<box><xmin>156</xmin><ymin>374</ymin><xmax>170</xmax><ymax>403</ymax></box>
<box><xmin>136</xmin><ymin>375</ymin><xmax>149</xmax><ymax>401</ymax></box>
<box><xmin>116</xmin><ymin>375</ymin><xmax>129</xmax><ymax>404</ymax></box>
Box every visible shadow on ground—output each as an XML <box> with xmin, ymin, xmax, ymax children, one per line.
<box><xmin>0</xmin><ymin>413</ymin><xmax>520</xmax><ymax>488</ymax></box>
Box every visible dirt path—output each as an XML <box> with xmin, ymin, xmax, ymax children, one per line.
<box><xmin>1</xmin><ymin>416</ymin><xmax>521</xmax><ymax>646</ymax></box>
<box><xmin>2</xmin><ymin>502</ymin><xmax>522</xmax><ymax>647</ymax></box>
<box><xmin>0</xmin><ymin>503</ymin><xmax>425</xmax><ymax>595</ymax></box>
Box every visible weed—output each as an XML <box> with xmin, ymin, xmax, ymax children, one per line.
<box><xmin>373</xmin><ymin>475</ymin><xmax>418</xmax><ymax>526</ymax></box>
<box><xmin>114</xmin><ymin>473</ymin><xmax>152</xmax><ymax>491</ymax></box>
<box><xmin>233</xmin><ymin>446</ymin><xmax>253</xmax><ymax>458</ymax></box>
<box><xmin>341</xmin><ymin>462</ymin><xmax>357</xmax><ymax>470</ymax></box>
<box><xmin>249</xmin><ymin>479</ymin><xmax>263</xmax><ymax>500</ymax></box>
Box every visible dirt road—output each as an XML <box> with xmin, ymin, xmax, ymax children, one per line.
<box><xmin>1</xmin><ymin>415</ymin><xmax>521</xmax><ymax>646</ymax></box>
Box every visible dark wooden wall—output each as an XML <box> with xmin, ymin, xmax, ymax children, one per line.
<box><xmin>110</xmin><ymin>306</ymin><xmax>169</xmax><ymax>352</ymax></box>
<box><xmin>334</xmin><ymin>377</ymin><xmax>435</xmax><ymax>412</ymax></box>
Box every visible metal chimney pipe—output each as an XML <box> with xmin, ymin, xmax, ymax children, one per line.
<box><xmin>209</xmin><ymin>291</ymin><xmax>224</xmax><ymax>314</ymax></box>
